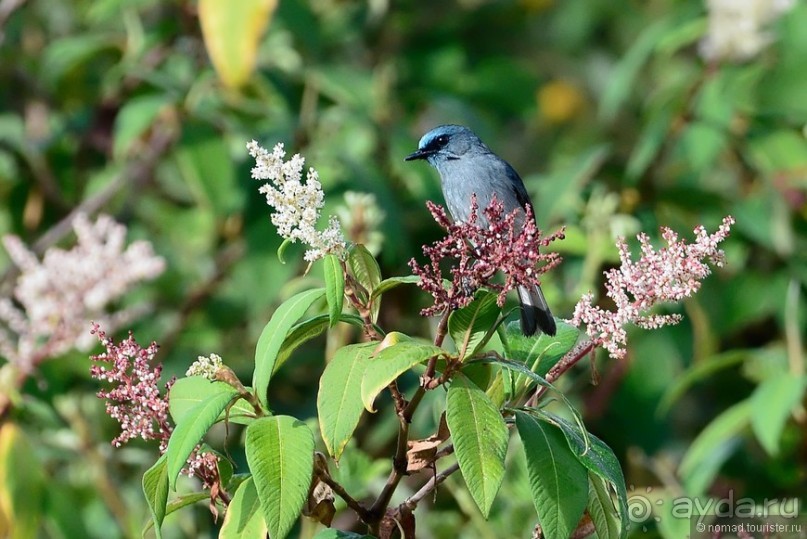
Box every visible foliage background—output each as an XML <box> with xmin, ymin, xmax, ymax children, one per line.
<box><xmin>0</xmin><ymin>0</ymin><xmax>805</xmax><ymax>537</ymax></box>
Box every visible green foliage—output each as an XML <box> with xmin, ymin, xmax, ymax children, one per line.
<box><xmin>220</xmin><ymin>477</ymin><xmax>267</xmax><ymax>539</ymax></box>
<box><xmin>253</xmin><ymin>288</ymin><xmax>325</xmax><ymax>407</ymax></box>
<box><xmin>317</xmin><ymin>343</ymin><xmax>375</xmax><ymax>460</ymax></box>
<box><xmin>1</xmin><ymin>0</ymin><xmax>805</xmax><ymax>537</ymax></box>
<box><xmin>515</xmin><ymin>412</ymin><xmax>588</xmax><ymax>539</ymax></box>
<box><xmin>142</xmin><ymin>455</ymin><xmax>169</xmax><ymax>539</ymax></box>
<box><xmin>166</xmin><ymin>385</ymin><xmax>238</xmax><ymax>490</ymax></box>
<box><xmin>323</xmin><ymin>255</ymin><xmax>345</xmax><ymax>328</ymax></box>
<box><xmin>448</xmin><ymin>289</ymin><xmax>501</xmax><ymax>359</ymax></box>
<box><xmin>446</xmin><ymin>374</ymin><xmax>509</xmax><ymax>518</ymax></box>
<box><xmin>360</xmin><ymin>339</ymin><xmax>442</xmax><ymax>412</ymax></box>
<box><xmin>245</xmin><ymin>416</ymin><xmax>314</xmax><ymax>539</ymax></box>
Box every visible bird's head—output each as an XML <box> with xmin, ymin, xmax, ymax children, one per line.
<box><xmin>405</xmin><ymin>124</ymin><xmax>485</xmax><ymax>165</ymax></box>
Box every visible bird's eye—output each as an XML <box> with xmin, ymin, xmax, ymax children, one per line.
<box><xmin>436</xmin><ymin>135</ymin><xmax>449</xmax><ymax>146</ymax></box>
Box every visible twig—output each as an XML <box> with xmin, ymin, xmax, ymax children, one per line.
<box><xmin>433</xmin><ymin>309</ymin><xmax>450</xmax><ymax>347</ymax></box>
<box><xmin>402</xmin><ymin>462</ymin><xmax>460</xmax><ymax>511</ymax></box>
<box><xmin>316</xmin><ymin>470</ymin><xmax>371</xmax><ymax>522</ymax></box>
<box><xmin>526</xmin><ymin>341</ymin><xmax>595</xmax><ymax>407</ymax></box>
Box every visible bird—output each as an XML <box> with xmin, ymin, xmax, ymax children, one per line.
<box><xmin>405</xmin><ymin>124</ymin><xmax>556</xmax><ymax>337</ymax></box>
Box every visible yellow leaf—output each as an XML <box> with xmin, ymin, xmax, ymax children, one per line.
<box><xmin>198</xmin><ymin>0</ymin><xmax>278</xmax><ymax>89</ymax></box>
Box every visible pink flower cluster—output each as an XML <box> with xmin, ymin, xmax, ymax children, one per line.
<box><xmin>89</xmin><ymin>324</ymin><xmax>219</xmax><ymax>488</ymax></box>
<box><xmin>409</xmin><ymin>196</ymin><xmax>564</xmax><ymax>317</ymax></box>
<box><xmin>0</xmin><ymin>213</ymin><xmax>164</xmax><ymax>372</ymax></box>
<box><xmin>571</xmin><ymin>216</ymin><xmax>735</xmax><ymax>359</ymax></box>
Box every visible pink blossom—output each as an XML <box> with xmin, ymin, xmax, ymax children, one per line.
<box><xmin>571</xmin><ymin>216</ymin><xmax>735</xmax><ymax>359</ymax></box>
<box><xmin>409</xmin><ymin>196</ymin><xmax>564</xmax><ymax>317</ymax></box>
<box><xmin>90</xmin><ymin>324</ymin><xmax>220</xmax><ymax>488</ymax></box>
<box><xmin>0</xmin><ymin>213</ymin><xmax>164</xmax><ymax>372</ymax></box>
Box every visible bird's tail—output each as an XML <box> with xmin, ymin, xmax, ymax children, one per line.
<box><xmin>517</xmin><ymin>284</ymin><xmax>556</xmax><ymax>337</ymax></box>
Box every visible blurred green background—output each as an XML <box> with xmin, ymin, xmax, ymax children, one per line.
<box><xmin>0</xmin><ymin>0</ymin><xmax>805</xmax><ymax>537</ymax></box>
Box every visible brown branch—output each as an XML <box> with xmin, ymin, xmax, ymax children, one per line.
<box><xmin>316</xmin><ymin>469</ymin><xmax>371</xmax><ymax>522</ymax></box>
<box><xmin>402</xmin><ymin>462</ymin><xmax>460</xmax><ymax>511</ymax></box>
<box><xmin>433</xmin><ymin>309</ymin><xmax>450</xmax><ymax>347</ymax></box>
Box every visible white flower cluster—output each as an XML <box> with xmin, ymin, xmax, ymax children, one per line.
<box><xmin>700</xmin><ymin>0</ymin><xmax>794</xmax><ymax>62</ymax></box>
<box><xmin>0</xmin><ymin>214</ymin><xmax>165</xmax><ymax>371</ymax></box>
<box><xmin>247</xmin><ymin>140</ymin><xmax>346</xmax><ymax>262</ymax></box>
<box><xmin>186</xmin><ymin>353</ymin><xmax>223</xmax><ymax>380</ymax></box>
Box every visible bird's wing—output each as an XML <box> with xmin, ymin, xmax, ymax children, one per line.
<box><xmin>502</xmin><ymin>161</ymin><xmax>535</xmax><ymax>221</ymax></box>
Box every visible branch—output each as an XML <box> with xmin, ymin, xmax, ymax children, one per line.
<box><xmin>402</xmin><ymin>462</ymin><xmax>460</xmax><ymax>511</ymax></box>
<box><xmin>316</xmin><ymin>469</ymin><xmax>371</xmax><ymax>523</ymax></box>
<box><xmin>526</xmin><ymin>340</ymin><xmax>595</xmax><ymax>407</ymax></box>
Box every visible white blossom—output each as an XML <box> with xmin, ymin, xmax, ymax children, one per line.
<box><xmin>700</xmin><ymin>0</ymin><xmax>795</xmax><ymax>62</ymax></box>
<box><xmin>0</xmin><ymin>214</ymin><xmax>165</xmax><ymax>371</ymax></box>
<box><xmin>247</xmin><ymin>140</ymin><xmax>346</xmax><ymax>262</ymax></box>
<box><xmin>186</xmin><ymin>353</ymin><xmax>223</xmax><ymax>380</ymax></box>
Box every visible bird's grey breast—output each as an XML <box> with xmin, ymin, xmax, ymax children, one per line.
<box><xmin>436</xmin><ymin>152</ymin><xmax>526</xmax><ymax>226</ymax></box>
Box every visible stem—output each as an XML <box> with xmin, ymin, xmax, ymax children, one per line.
<box><xmin>343</xmin><ymin>270</ymin><xmax>381</xmax><ymax>342</ymax></box>
<box><xmin>403</xmin><ymin>462</ymin><xmax>460</xmax><ymax>511</ymax></box>
<box><xmin>526</xmin><ymin>341</ymin><xmax>595</xmax><ymax>407</ymax></box>
<box><xmin>433</xmin><ymin>309</ymin><xmax>450</xmax><ymax>347</ymax></box>
<box><xmin>317</xmin><ymin>471</ymin><xmax>371</xmax><ymax>522</ymax></box>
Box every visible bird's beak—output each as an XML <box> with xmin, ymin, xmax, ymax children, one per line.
<box><xmin>405</xmin><ymin>149</ymin><xmax>430</xmax><ymax>161</ymax></box>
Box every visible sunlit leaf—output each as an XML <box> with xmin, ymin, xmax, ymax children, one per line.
<box><xmin>323</xmin><ymin>254</ymin><xmax>345</xmax><ymax>328</ymax></box>
<box><xmin>446</xmin><ymin>374</ymin><xmax>508</xmax><ymax>518</ymax></box>
<box><xmin>199</xmin><ymin>0</ymin><xmax>278</xmax><ymax>88</ymax></box>
<box><xmin>360</xmin><ymin>340</ymin><xmax>442</xmax><ymax>412</ymax></box>
<box><xmin>318</xmin><ymin>343</ymin><xmax>375</xmax><ymax>460</ymax></box>
<box><xmin>245</xmin><ymin>416</ymin><xmax>314</xmax><ymax>539</ymax></box>
<box><xmin>253</xmin><ymin>288</ymin><xmax>325</xmax><ymax>408</ymax></box>
<box><xmin>220</xmin><ymin>477</ymin><xmax>267</xmax><ymax>539</ymax></box>
<box><xmin>166</xmin><ymin>387</ymin><xmax>237</xmax><ymax>490</ymax></box>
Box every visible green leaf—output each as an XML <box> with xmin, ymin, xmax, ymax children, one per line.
<box><xmin>360</xmin><ymin>340</ymin><xmax>443</xmax><ymax>412</ymax></box>
<box><xmin>142</xmin><ymin>493</ymin><xmax>211</xmax><ymax>537</ymax></box>
<box><xmin>113</xmin><ymin>95</ymin><xmax>172</xmax><ymax>159</ymax></box>
<box><xmin>587</xmin><ymin>473</ymin><xmax>622</xmax><ymax>539</ymax></box>
<box><xmin>318</xmin><ymin>343</ymin><xmax>376</xmax><ymax>460</ymax></box>
<box><xmin>448</xmin><ymin>290</ymin><xmax>501</xmax><ymax>359</ymax></box>
<box><xmin>599</xmin><ymin>18</ymin><xmax>674</xmax><ymax>122</ymax></box>
<box><xmin>539</xmin><ymin>413</ymin><xmax>628</xmax><ymax>537</ymax></box>
<box><xmin>500</xmin><ymin>320</ymin><xmax>579</xmax><ymax>377</ymax></box>
<box><xmin>253</xmin><ymin>288</ymin><xmax>326</xmax><ymax>408</ymax></box>
<box><xmin>348</xmin><ymin>244</ymin><xmax>382</xmax><ymax>322</ymax></box>
<box><xmin>169</xmin><ymin>377</ymin><xmax>256</xmax><ymax>426</ymax></box>
<box><xmin>142</xmin><ymin>455</ymin><xmax>169</xmax><ymax>539</ymax></box>
<box><xmin>370</xmin><ymin>275</ymin><xmax>422</xmax><ymax>300</ymax></box>
<box><xmin>324</xmin><ymin>255</ymin><xmax>345</xmax><ymax>328</ymax></box>
<box><xmin>680</xmin><ymin>399</ymin><xmax>751</xmax><ymax>495</ymax></box>
<box><xmin>245</xmin><ymin>416</ymin><xmax>314</xmax><ymax>539</ymax></box>
<box><xmin>0</xmin><ymin>423</ymin><xmax>45</xmax><ymax>538</ymax></box>
<box><xmin>166</xmin><ymin>387</ymin><xmax>238</xmax><ymax>490</ymax></box>
<box><xmin>220</xmin><ymin>477</ymin><xmax>267</xmax><ymax>539</ymax></box>
<box><xmin>626</xmin><ymin>105</ymin><xmax>675</xmax><ymax>181</ymax></box>
<box><xmin>446</xmin><ymin>374</ymin><xmax>508</xmax><ymax>518</ymax></box>
<box><xmin>750</xmin><ymin>373</ymin><xmax>807</xmax><ymax>456</ymax></box>
<box><xmin>40</xmin><ymin>35</ymin><xmax>115</xmax><ymax>86</ymax></box>
<box><xmin>470</xmin><ymin>355</ymin><xmax>586</xmax><ymax>434</ymax></box>
<box><xmin>277</xmin><ymin>238</ymin><xmax>292</xmax><ymax>264</ymax></box>
<box><xmin>175</xmin><ymin>123</ymin><xmax>242</xmax><ymax>216</ymax></box>
<box><xmin>515</xmin><ymin>411</ymin><xmax>588</xmax><ymax>539</ymax></box>
<box><xmin>276</xmin><ymin>313</ymin><xmax>367</xmax><ymax>372</ymax></box>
